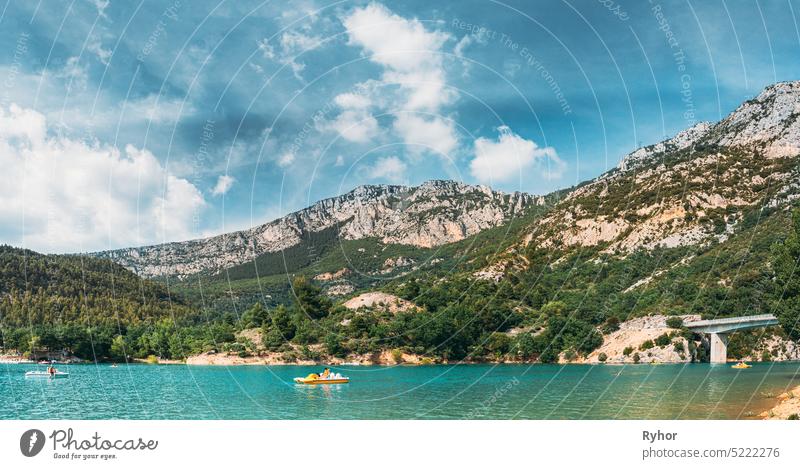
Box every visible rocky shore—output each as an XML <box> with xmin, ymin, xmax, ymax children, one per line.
<box><xmin>761</xmin><ymin>385</ymin><xmax>800</xmax><ymax>420</ymax></box>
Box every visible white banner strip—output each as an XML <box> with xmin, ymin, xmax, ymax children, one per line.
<box><xmin>1</xmin><ymin>420</ymin><xmax>797</xmax><ymax>469</ymax></box>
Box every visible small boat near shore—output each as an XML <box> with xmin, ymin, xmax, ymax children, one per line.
<box><xmin>294</xmin><ymin>372</ymin><xmax>349</xmax><ymax>385</ymax></box>
<box><xmin>732</xmin><ymin>362</ymin><xmax>752</xmax><ymax>369</ymax></box>
<box><xmin>25</xmin><ymin>371</ymin><xmax>69</xmax><ymax>378</ymax></box>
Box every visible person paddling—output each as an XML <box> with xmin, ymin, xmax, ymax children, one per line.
<box><xmin>47</xmin><ymin>365</ymin><xmax>56</xmax><ymax>377</ymax></box>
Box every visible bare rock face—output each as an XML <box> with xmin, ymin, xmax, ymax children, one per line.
<box><xmin>342</xmin><ymin>292</ymin><xmax>416</xmax><ymax>314</ymax></box>
<box><xmin>92</xmin><ymin>180</ymin><xmax>542</xmax><ymax>278</ymax></box>
<box><xmin>708</xmin><ymin>81</ymin><xmax>800</xmax><ymax>158</ymax></box>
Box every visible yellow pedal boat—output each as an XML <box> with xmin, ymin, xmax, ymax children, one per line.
<box><xmin>731</xmin><ymin>362</ymin><xmax>752</xmax><ymax>369</ymax></box>
<box><xmin>294</xmin><ymin>373</ymin><xmax>349</xmax><ymax>385</ymax></box>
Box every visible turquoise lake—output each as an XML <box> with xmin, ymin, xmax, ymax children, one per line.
<box><xmin>2</xmin><ymin>362</ymin><xmax>800</xmax><ymax>419</ymax></box>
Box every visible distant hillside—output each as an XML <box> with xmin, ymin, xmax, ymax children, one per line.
<box><xmin>91</xmin><ymin>180</ymin><xmax>543</xmax><ymax>278</ymax></box>
<box><xmin>0</xmin><ymin>245</ymin><xmax>195</xmax><ymax>328</ymax></box>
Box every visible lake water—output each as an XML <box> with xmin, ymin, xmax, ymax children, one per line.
<box><xmin>2</xmin><ymin>362</ymin><xmax>800</xmax><ymax>419</ymax></box>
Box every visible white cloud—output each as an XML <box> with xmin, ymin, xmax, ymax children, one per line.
<box><xmin>257</xmin><ymin>39</ymin><xmax>275</xmax><ymax>59</ymax></box>
<box><xmin>0</xmin><ymin>104</ymin><xmax>206</xmax><ymax>253</ymax></box>
<box><xmin>343</xmin><ymin>3</ymin><xmax>454</xmax><ymax>111</ymax></box>
<box><xmin>212</xmin><ymin>175</ymin><xmax>235</xmax><ymax>196</ymax></box>
<box><xmin>280</xmin><ymin>31</ymin><xmax>321</xmax><ymax>51</ymax></box>
<box><xmin>56</xmin><ymin>57</ymin><xmax>88</xmax><ymax>93</ymax></box>
<box><xmin>337</xmin><ymin>3</ymin><xmax>460</xmax><ymax>156</ymax></box>
<box><xmin>88</xmin><ymin>39</ymin><xmax>112</xmax><ymax>65</ymax></box>
<box><xmin>326</xmin><ymin>108</ymin><xmax>379</xmax><ymax>143</ymax></box>
<box><xmin>454</xmin><ymin>35</ymin><xmax>473</xmax><ymax>58</ymax></box>
<box><xmin>334</xmin><ymin>92</ymin><xmax>371</xmax><ymax>109</ymax></box>
<box><xmin>278</xmin><ymin>151</ymin><xmax>295</xmax><ymax>167</ymax></box>
<box><xmin>365</xmin><ymin>156</ymin><xmax>408</xmax><ymax>184</ymax></box>
<box><xmin>91</xmin><ymin>0</ymin><xmax>110</xmax><ymax>19</ymax></box>
<box><xmin>325</xmin><ymin>86</ymin><xmax>381</xmax><ymax>143</ymax></box>
<box><xmin>257</xmin><ymin>30</ymin><xmax>323</xmax><ymax>82</ymax></box>
<box><xmin>383</xmin><ymin>68</ymin><xmax>451</xmax><ymax>111</ymax></box>
<box><xmin>249</xmin><ymin>62</ymin><xmax>264</xmax><ymax>74</ymax></box>
<box><xmin>470</xmin><ymin>126</ymin><xmax>565</xmax><ymax>183</ymax></box>
<box><xmin>394</xmin><ymin>114</ymin><xmax>458</xmax><ymax>157</ymax></box>
<box><xmin>343</xmin><ymin>3</ymin><xmax>449</xmax><ymax>74</ymax></box>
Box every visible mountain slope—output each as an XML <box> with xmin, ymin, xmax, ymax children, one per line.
<box><xmin>520</xmin><ymin>81</ymin><xmax>800</xmax><ymax>256</ymax></box>
<box><xmin>94</xmin><ymin>180</ymin><xmax>542</xmax><ymax>279</ymax></box>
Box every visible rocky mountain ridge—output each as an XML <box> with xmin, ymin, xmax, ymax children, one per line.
<box><xmin>93</xmin><ymin>180</ymin><xmax>542</xmax><ymax>278</ymax></box>
<box><xmin>619</xmin><ymin>81</ymin><xmax>800</xmax><ymax>172</ymax></box>
<box><xmin>521</xmin><ymin>80</ymin><xmax>800</xmax><ymax>255</ymax></box>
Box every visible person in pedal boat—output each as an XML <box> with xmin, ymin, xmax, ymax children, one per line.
<box><xmin>320</xmin><ymin>368</ymin><xmax>331</xmax><ymax>379</ymax></box>
<box><xmin>47</xmin><ymin>365</ymin><xmax>57</xmax><ymax>376</ymax></box>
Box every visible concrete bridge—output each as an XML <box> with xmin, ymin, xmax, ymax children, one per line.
<box><xmin>684</xmin><ymin>314</ymin><xmax>779</xmax><ymax>363</ymax></box>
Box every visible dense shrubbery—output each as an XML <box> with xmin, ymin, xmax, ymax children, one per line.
<box><xmin>654</xmin><ymin>333</ymin><xmax>671</xmax><ymax>347</ymax></box>
<box><xmin>666</xmin><ymin>316</ymin><xmax>683</xmax><ymax>329</ymax></box>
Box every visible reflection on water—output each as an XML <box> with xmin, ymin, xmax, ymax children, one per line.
<box><xmin>2</xmin><ymin>362</ymin><xmax>799</xmax><ymax>419</ymax></box>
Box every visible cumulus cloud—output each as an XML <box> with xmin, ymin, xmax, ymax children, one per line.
<box><xmin>0</xmin><ymin>104</ymin><xmax>206</xmax><ymax>253</ymax></box>
<box><xmin>364</xmin><ymin>156</ymin><xmax>408</xmax><ymax>184</ymax></box>
<box><xmin>328</xmin><ymin>108</ymin><xmax>379</xmax><ymax>143</ymax></box>
<box><xmin>344</xmin><ymin>3</ymin><xmax>449</xmax><ymax>76</ymax></box>
<box><xmin>470</xmin><ymin>126</ymin><xmax>565</xmax><ymax>183</ymax></box>
<box><xmin>343</xmin><ymin>2</ymin><xmax>454</xmax><ymax>111</ymax></box>
<box><xmin>393</xmin><ymin>114</ymin><xmax>457</xmax><ymax>157</ymax></box>
<box><xmin>212</xmin><ymin>175</ymin><xmax>235</xmax><ymax>196</ymax></box>
<box><xmin>335</xmin><ymin>3</ymin><xmax>459</xmax><ymax>154</ymax></box>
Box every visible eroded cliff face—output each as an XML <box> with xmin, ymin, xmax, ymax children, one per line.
<box><xmin>93</xmin><ymin>180</ymin><xmax>542</xmax><ymax>278</ymax></box>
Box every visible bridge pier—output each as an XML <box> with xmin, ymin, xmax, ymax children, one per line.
<box><xmin>709</xmin><ymin>333</ymin><xmax>728</xmax><ymax>364</ymax></box>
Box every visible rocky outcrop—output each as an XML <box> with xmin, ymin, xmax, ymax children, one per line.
<box><xmin>93</xmin><ymin>180</ymin><xmax>542</xmax><ymax>278</ymax></box>
<box><xmin>575</xmin><ymin>315</ymin><xmax>699</xmax><ymax>364</ymax></box>
<box><xmin>342</xmin><ymin>292</ymin><xmax>417</xmax><ymax>313</ymax></box>
<box><xmin>762</xmin><ymin>386</ymin><xmax>800</xmax><ymax>419</ymax></box>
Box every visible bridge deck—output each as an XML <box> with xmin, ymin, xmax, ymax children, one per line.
<box><xmin>685</xmin><ymin>314</ymin><xmax>779</xmax><ymax>334</ymax></box>
<box><xmin>685</xmin><ymin>314</ymin><xmax>778</xmax><ymax>328</ymax></box>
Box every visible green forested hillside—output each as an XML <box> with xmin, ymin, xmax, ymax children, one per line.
<box><xmin>0</xmin><ymin>245</ymin><xmax>190</xmax><ymax>326</ymax></box>
<box><xmin>0</xmin><ymin>246</ymin><xmax>226</xmax><ymax>360</ymax></box>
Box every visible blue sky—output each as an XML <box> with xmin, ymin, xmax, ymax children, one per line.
<box><xmin>1</xmin><ymin>0</ymin><xmax>799</xmax><ymax>252</ymax></box>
